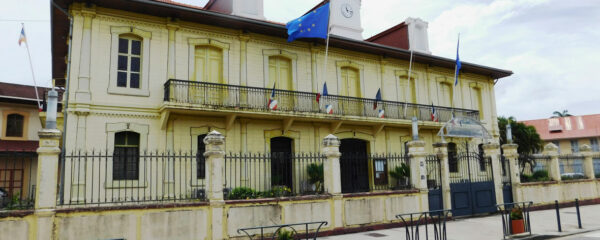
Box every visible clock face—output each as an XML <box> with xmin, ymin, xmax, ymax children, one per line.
<box><xmin>341</xmin><ymin>3</ymin><xmax>353</xmax><ymax>18</ymax></box>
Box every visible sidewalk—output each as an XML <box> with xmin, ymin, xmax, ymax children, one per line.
<box><xmin>319</xmin><ymin>204</ymin><xmax>600</xmax><ymax>240</ymax></box>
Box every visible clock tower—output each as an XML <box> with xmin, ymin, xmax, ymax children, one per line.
<box><xmin>328</xmin><ymin>0</ymin><xmax>363</xmax><ymax>40</ymax></box>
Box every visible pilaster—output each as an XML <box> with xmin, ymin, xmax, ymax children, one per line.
<box><xmin>483</xmin><ymin>143</ymin><xmax>503</xmax><ymax>205</ymax></box>
<box><xmin>75</xmin><ymin>7</ymin><xmax>96</xmax><ymax>104</ymax></box>
<box><xmin>433</xmin><ymin>142</ymin><xmax>451</xmax><ymax>210</ymax></box>
<box><xmin>167</xmin><ymin>21</ymin><xmax>179</xmax><ymax>79</ymax></box>
<box><xmin>543</xmin><ymin>143</ymin><xmax>561</xmax><ymax>181</ymax></box>
<box><xmin>35</xmin><ymin>129</ymin><xmax>62</xmax><ymax>240</ymax></box>
<box><xmin>502</xmin><ymin>143</ymin><xmax>520</xmax><ymax>202</ymax></box>
<box><xmin>407</xmin><ymin>140</ymin><xmax>427</xmax><ymax>191</ymax></box>
<box><xmin>580</xmin><ymin>144</ymin><xmax>595</xmax><ymax>179</ymax></box>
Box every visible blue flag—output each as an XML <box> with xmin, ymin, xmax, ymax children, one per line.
<box><xmin>286</xmin><ymin>3</ymin><xmax>330</xmax><ymax>42</ymax></box>
<box><xmin>322</xmin><ymin>82</ymin><xmax>328</xmax><ymax>96</ymax></box>
<box><xmin>374</xmin><ymin>88</ymin><xmax>382</xmax><ymax>110</ymax></box>
<box><xmin>454</xmin><ymin>36</ymin><xmax>461</xmax><ymax>86</ymax></box>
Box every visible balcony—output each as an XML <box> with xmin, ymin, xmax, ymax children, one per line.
<box><xmin>163</xmin><ymin>79</ymin><xmax>479</xmax><ymax>125</ymax></box>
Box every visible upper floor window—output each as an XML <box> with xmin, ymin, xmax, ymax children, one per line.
<box><xmin>113</xmin><ymin>131</ymin><xmax>140</xmax><ymax>180</ymax></box>
<box><xmin>117</xmin><ymin>35</ymin><xmax>142</xmax><ymax>89</ymax></box>
<box><xmin>571</xmin><ymin>140</ymin><xmax>579</xmax><ymax>153</ymax></box>
<box><xmin>340</xmin><ymin>67</ymin><xmax>361</xmax><ymax>97</ymax></box>
<box><xmin>193</xmin><ymin>45</ymin><xmax>223</xmax><ymax>83</ymax></box>
<box><xmin>439</xmin><ymin>82</ymin><xmax>453</xmax><ymax>107</ymax></box>
<box><xmin>6</xmin><ymin>113</ymin><xmax>24</xmax><ymax>137</ymax></box>
<box><xmin>591</xmin><ymin>138</ymin><xmax>599</xmax><ymax>152</ymax></box>
<box><xmin>470</xmin><ymin>87</ymin><xmax>483</xmax><ymax>119</ymax></box>
<box><xmin>268</xmin><ymin>56</ymin><xmax>292</xmax><ymax>90</ymax></box>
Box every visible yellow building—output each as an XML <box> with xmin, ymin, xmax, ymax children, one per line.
<box><xmin>522</xmin><ymin>114</ymin><xmax>600</xmax><ymax>154</ymax></box>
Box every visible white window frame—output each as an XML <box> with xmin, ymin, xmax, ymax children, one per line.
<box><xmin>105</xmin><ymin>122</ymin><xmax>149</xmax><ymax>188</ymax></box>
<box><xmin>108</xmin><ymin>26</ymin><xmax>151</xmax><ymax>96</ymax></box>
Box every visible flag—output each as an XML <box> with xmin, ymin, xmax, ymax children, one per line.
<box><xmin>325</xmin><ymin>104</ymin><xmax>333</xmax><ymax>114</ymax></box>
<box><xmin>18</xmin><ymin>27</ymin><xmax>26</xmax><ymax>46</ymax></box>
<box><xmin>430</xmin><ymin>103</ymin><xmax>438</xmax><ymax>122</ymax></box>
<box><xmin>286</xmin><ymin>2</ymin><xmax>330</xmax><ymax>42</ymax></box>
<box><xmin>316</xmin><ymin>82</ymin><xmax>328</xmax><ymax>103</ymax></box>
<box><xmin>454</xmin><ymin>35</ymin><xmax>461</xmax><ymax>86</ymax></box>
<box><xmin>378</xmin><ymin>109</ymin><xmax>385</xmax><ymax>118</ymax></box>
<box><xmin>373</xmin><ymin>88</ymin><xmax>382</xmax><ymax>110</ymax></box>
<box><xmin>268</xmin><ymin>83</ymin><xmax>278</xmax><ymax>110</ymax></box>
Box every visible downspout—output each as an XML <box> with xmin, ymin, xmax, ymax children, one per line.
<box><xmin>51</xmin><ymin>0</ymin><xmax>73</xmax><ymax>205</ymax></box>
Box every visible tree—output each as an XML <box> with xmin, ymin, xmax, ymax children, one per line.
<box><xmin>552</xmin><ymin>110</ymin><xmax>572</xmax><ymax>118</ymax></box>
<box><xmin>498</xmin><ymin>116</ymin><xmax>543</xmax><ymax>154</ymax></box>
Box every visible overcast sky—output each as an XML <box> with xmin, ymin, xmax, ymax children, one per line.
<box><xmin>1</xmin><ymin>0</ymin><xmax>598</xmax><ymax>120</ymax></box>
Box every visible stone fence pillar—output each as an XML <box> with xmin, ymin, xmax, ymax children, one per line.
<box><xmin>433</xmin><ymin>142</ymin><xmax>452</xmax><ymax>210</ymax></box>
<box><xmin>502</xmin><ymin>144</ymin><xmax>521</xmax><ymax>202</ymax></box>
<box><xmin>543</xmin><ymin>143</ymin><xmax>561</xmax><ymax>181</ymax></box>
<box><xmin>580</xmin><ymin>144</ymin><xmax>595</xmax><ymax>180</ymax></box>
<box><xmin>321</xmin><ymin>134</ymin><xmax>343</xmax><ymax>228</ymax></box>
<box><xmin>407</xmin><ymin>140</ymin><xmax>427</xmax><ymax>191</ymax></box>
<box><xmin>35</xmin><ymin>129</ymin><xmax>62</xmax><ymax>240</ymax></box>
<box><xmin>203</xmin><ymin>130</ymin><xmax>226</xmax><ymax>240</ymax></box>
<box><xmin>483</xmin><ymin>143</ymin><xmax>504</xmax><ymax>205</ymax></box>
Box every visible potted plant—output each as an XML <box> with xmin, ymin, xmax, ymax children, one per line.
<box><xmin>277</xmin><ymin>229</ymin><xmax>294</xmax><ymax>240</ymax></box>
<box><xmin>307</xmin><ymin>163</ymin><xmax>324</xmax><ymax>193</ymax></box>
<box><xmin>390</xmin><ymin>163</ymin><xmax>410</xmax><ymax>189</ymax></box>
<box><xmin>510</xmin><ymin>208</ymin><xmax>525</xmax><ymax>234</ymax></box>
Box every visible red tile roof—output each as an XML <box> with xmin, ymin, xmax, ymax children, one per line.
<box><xmin>0</xmin><ymin>82</ymin><xmax>49</xmax><ymax>101</ymax></box>
<box><xmin>0</xmin><ymin>140</ymin><xmax>39</xmax><ymax>152</ymax></box>
<box><xmin>521</xmin><ymin>114</ymin><xmax>600</xmax><ymax>141</ymax></box>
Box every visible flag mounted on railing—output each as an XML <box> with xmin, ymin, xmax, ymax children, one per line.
<box><xmin>286</xmin><ymin>2</ymin><xmax>330</xmax><ymax>42</ymax></box>
<box><xmin>316</xmin><ymin>82</ymin><xmax>328</xmax><ymax>103</ymax></box>
<box><xmin>325</xmin><ymin>104</ymin><xmax>333</xmax><ymax>114</ymax></box>
<box><xmin>431</xmin><ymin>103</ymin><xmax>438</xmax><ymax>122</ymax></box>
<box><xmin>378</xmin><ymin>109</ymin><xmax>385</xmax><ymax>118</ymax></box>
<box><xmin>18</xmin><ymin>27</ymin><xmax>26</xmax><ymax>46</ymax></box>
<box><xmin>373</xmin><ymin>88</ymin><xmax>382</xmax><ymax>110</ymax></box>
<box><xmin>268</xmin><ymin>83</ymin><xmax>278</xmax><ymax>110</ymax></box>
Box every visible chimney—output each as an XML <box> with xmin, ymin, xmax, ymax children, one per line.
<box><xmin>205</xmin><ymin>0</ymin><xmax>265</xmax><ymax>20</ymax></box>
<box><xmin>405</xmin><ymin>17</ymin><xmax>431</xmax><ymax>54</ymax></box>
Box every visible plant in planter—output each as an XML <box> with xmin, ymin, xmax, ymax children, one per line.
<box><xmin>227</xmin><ymin>187</ymin><xmax>257</xmax><ymax>200</ymax></box>
<box><xmin>307</xmin><ymin>163</ymin><xmax>324</xmax><ymax>193</ymax></box>
<box><xmin>510</xmin><ymin>207</ymin><xmax>525</xmax><ymax>234</ymax></box>
<box><xmin>390</xmin><ymin>163</ymin><xmax>410</xmax><ymax>190</ymax></box>
<box><xmin>277</xmin><ymin>229</ymin><xmax>294</xmax><ymax>240</ymax></box>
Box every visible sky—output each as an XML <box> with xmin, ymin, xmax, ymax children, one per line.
<box><xmin>1</xmin><ymin>0</ymin><xmax>599</xmax><ymax>120</ymax></box>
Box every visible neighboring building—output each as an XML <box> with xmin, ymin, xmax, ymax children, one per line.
<box><xmin>522</xmin><ymin>114</ymin><xmax>600</xmax><ymax>154</ymax></box>
<box><xmin>50</xmin><ymin>0</ymin><xmax>511</xmax><ymax>195</ymax></box>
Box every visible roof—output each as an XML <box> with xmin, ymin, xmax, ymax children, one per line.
<box><xmin>365</xmin><ymin>22</ymin><xmax>409</xmax><ymax>50</ymax></box>
<box><xmin>50</xmin><ymin>0</ymin><xmax>513</xmax><ymax>83</ymax></box>
<box><xmin>521</xmin><ymin>114</ymin><xmax>600</xmax><ymax>141</ymax></box>
<box><xmin>0</xmin><ymin>82</ymin><xmax>48</xmax><ymax>106</ymax></box>
<box><xmin>0</xmin><ymin>140</ymin><xmax>39</xmax><ymax>152</ymax></box>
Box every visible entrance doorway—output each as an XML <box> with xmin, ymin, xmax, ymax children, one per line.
<box><xmin>270</xmin><ymin>137</ymin><xmax>293</xmax><ymax>189</ymax></box>
<box><xmin>339</xmin><ymin>138</ymin><xmax>369</xmax><ymax>193</ymax></box>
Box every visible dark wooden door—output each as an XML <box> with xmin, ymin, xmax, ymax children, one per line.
<box><xmin>340</xmin><ymin>139</ymin><xmax>369</xmax><ymax>193</ymax></box>
<box><xmin>270</xmin><ymin>137</ymin><xmax>293</xmax><ymax>189</ymax></box>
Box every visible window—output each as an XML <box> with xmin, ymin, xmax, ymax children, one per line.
<box><xmin>571</xmin><ymin>140</ymin><xmax>579</xmax><ymax>153</ymax></box>
<box><xmin>341</xmin><ymin>67</ymin><xmax>361</xmax><ymax>97</ymax></box>
<box><xmin>373</xmin><ymin>158</ymin><xmax>388</xmax><ymax>185</ymax></box>
<box><xmin>448</xmin><ymin>142</ymin><xmax>458</xmax><ymax>172</ymax></box>
<box><xmin>439</xmin><ymin>82</ymin><xmax>453</xmax><ymax>107</ymax></box>
<box><xmin>197</xmin><ymin>134</ymin><xmax>207</xmax><ymax>179</ymax></box>
<box><xmin>270</xmin><ymin>137</ymin><xmax>293</xmax><ymax>188</ymax></box>
<box><xmin>117</xmin><ymin>36</ymin><xmax>142</xmax><ymax>89</ymax></box>
<box><xmin>591</xmin><ymin>138</ymin><xmax>599</xmax><ymax>152</ymax></box>
<box><xmin>470</xmin><ymin>87</ymin><xmax>483</xmax><ymax>119</ymax></box>
<box><xmin>193</xmin><ymin>46</ymin><xmax>223</xmax><ymax>83</ymax></box>
<box><xmin>113</xmin><ymin>131</ymin><xmax>140</xmax><ymax>180</ymax></box>
<box><xmin>553</xmin><ymin>141</ymin><xmax>560</xmax><ymax>154</ymax></box>
<box><xmin>6</xmin><ymin>114</ymin><xmax>24</xmax><ymax>137</ymax></box>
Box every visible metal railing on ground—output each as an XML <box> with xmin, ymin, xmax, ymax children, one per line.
<box><xmin>497</xmin><ymin>201</ymin><xmax>533</xmax><ymax>239</ymax></box>
<box><xmin>395</xmin><ymin>209</ymin><xmax>451</xmax><ymax>240</ymax></box>
<box><xmin>559</xmin><ymin>154</ymin><xmax>585</xmax><ymax>180</ymax></box>
<box><xmin>237</xmin><ymin>221</ymin><xmax>328</xmax><ymax>240</ymax></box>
<box><xmin>0</xmin><ymin>151</ymin><xmax>36</xmax><ymax>210</ymax></box>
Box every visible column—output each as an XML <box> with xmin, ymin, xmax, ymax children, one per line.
<box><xmin>35</xmin><ymin>129</ymin><xmax>62</xmax><ymax>240</ymax></box>
<box><xmin>310</xmin><ymin>47</ymin><xmax>319</xmax><ymax>93</ymax></box>
<box><xmin>433</xmin><ymin>142</ymin><xmax>452</xmax><ymax>210</ymax></box>
<box><xmin>543</xmin><ymin>143</ymin><xmax>561</xmax><ymax>181</ymax></box>
<box><xmin>204</xmin><ymin>130</ymin><xmax>226</xmax><ymax>240</ymax></box>
<box><xmin>322</xmin><ymin>134</ymin><xmax>343</xmax><ymax>228</ymax></box>
<box><xmin>75</xmin><ymin>9</ymin><xmax>95</xmax><ymax>104</ymax></box>
<box><xmin>580</xmin><ymin>144</ymin><xmax>595</xmax><ymax>179</ymax></box>
<box><xmin>483</xmin><ymin>143</ymin><xmax>504</xmax><ymax>205</ymax></box>
<box><xmin>407</xmin><ymin>140</ymin><xmax>427</xmax><ymax>191</ymax></box>
<box><xmin>502</xmin><ymin>143</ymin><xmax>521</xmax><ymax>202</ymax></box>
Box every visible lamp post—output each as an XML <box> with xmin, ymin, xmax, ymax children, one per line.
<box><xmin>506</xmin><ymin>123</ymin><xmax>513</xmax><ymax>144</ymax></box>
<box><xmin>45</xmin><ymin>88</ymin><xmax>58</xmax><ymax>129</ymax></box>
<box><xmin>412</xmin><ymin>116</ymin><xmax>419</xmax><ymax>140</ymax></box>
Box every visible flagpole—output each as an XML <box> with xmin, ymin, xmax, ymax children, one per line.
<box><xmin>22</xmin><ymin>23</ymin><xmax>42</xmax><ymax>111</ymax></box>
<box><xmin>403</xmin><ymin>50</ymin><xmax>413</xmax><ymax>118</ymax></box>
<box><xmin>451</xmin><ymin>33</ymin><xmax>460</xmax><ymax>117</ymax></box>
<box><xmin>320</xmin><ymin>3</ymin><xmax>332</xmax><ymax>111</ymax></box>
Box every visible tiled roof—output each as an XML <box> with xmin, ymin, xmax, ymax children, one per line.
<box><xmin>521</xmin><ymin>114</ymin><xmax>600</xmax><ymax>141</ymax></box>
<box><xmin>0</xmin><ymin>82</ymin><xmax>50</xmax><ymax>101</ymax></box>
<box><xmin>0</xmin><ymin>140</ymin><xmax>39</xmax><ymax>152</ymax></box>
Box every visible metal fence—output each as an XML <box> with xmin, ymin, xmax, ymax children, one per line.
<box><xmin>59</xmin><ymin>151</ymin><xmax>207</xmax><ymax>206</ymax></box>
<box><xmin>426</xmin><ymin>155</ymin><xmax>442</xmax><ymax>190</ymax></box>
<box><xmin>501</xmin><ymin>156</ymin><xmax>511</xmax><ymax>185</ymax></box>
<box><xmin>164</xmin><ymin>79</ymin><xmax>479</xmax><ymax>122</ymax></box>
<box><xmin>519</xmin><ymin>154</ymin><xmax>551</xmax><ymax>182</ymax></box>
<box><xmin>594</xmin><ymin>156</ymin><xmax>600</xmax><ymax>179</ymax></box>
<box><xmin>224</xmin><ymin>152</ymin><xmax>325</xmax><ymax>199</ymax></box>
<box><xmin>371</xmin><ymin>153</ymin><xmax>411</xmax><ymax>191</ymax></box>
<box><xmin>559</xmin><ymin>154</ymin><xmax>585</xmax><ymax>180</ymax></box>
<box><xmin>0</xmin><ymin>152</ymin><xmax>36</xmax><ymax>210</ymax></box>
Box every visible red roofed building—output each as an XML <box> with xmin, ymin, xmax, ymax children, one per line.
<box><xmin>521</xmin><ymin>114</ymin><xmax>600</xmax><ymax>154</ymax></box>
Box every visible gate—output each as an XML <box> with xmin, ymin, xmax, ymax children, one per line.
<box><xmin>449</xmin><ymin>143</ymin><xmax>496</xmax><ymax>216</ymax></box>
<box><xmin>500</xmin><ymin>156</ymin><xmax>513</xmax><ymax>204</ymax></box>
<box><xmin>426</xmin><ymin>155</ymin><xmax>443</xmax><ymax>211</ymax></box>
<box><xmin>339</xmin><ymin>139</ymin><xmax>369</xmax><ymax>193</ymax></box>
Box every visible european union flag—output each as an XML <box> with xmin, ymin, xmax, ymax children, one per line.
<box><xmin>286</xmin><ymin>3</ymin><xmax>330</xmax><ymax>42</ymax></box>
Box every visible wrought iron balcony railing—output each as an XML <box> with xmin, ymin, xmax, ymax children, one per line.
<box><xmin>164</xmin><ymin>79</ymin><xmax>479</xmax><ymax>122</ymax></box>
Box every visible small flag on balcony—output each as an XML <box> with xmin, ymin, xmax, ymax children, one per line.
<box><xmin>18</xmin><ymin>27</ymin><xmax>26</xmax><ymax>46</ymax></box>
<box><xmin>325</xmin><ymin>104</ymin><xmax>333</xmax><ymax>114</ymax></box>
<box><xmin>431</xmin><ymin>103</ymin><xmax>438</xmax><ymax>122</ymax></box>
<box><xmin>373</xmin><ymin>88</ymin><xmax>382</xmax><ymax>110</ymax></box>
<box><xmin>316</xmin><ymin>82</ymin><xmax>328</xmax><ymax>103</ymax></box>
<box><xmin>268</xmin><ymin>83</ymin><xmax>278</xmax><ymax>110</ymax></box>
<box><xmin>454</xmin><ymin>35</ymin><xmax>461</xmax><ymax>87</ymax></box>
<box><xmin>378</xmin><ymin>109</ymin><xmax>385</xmax><ymax>118</ymax></box>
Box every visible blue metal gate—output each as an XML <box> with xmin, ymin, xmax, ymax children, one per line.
<box><xmin>449</xmin><ymin>146</ymin><xmax>496</xmax><ymax>216</ymax></box>
<box><xmin>501</xmin><ymin>156</ymin><xmax>513</xmax><ymax>204</ymax></box>
<box><xmin>426</xmin><ymin>155</ymin><xmax>443</xmax><ymax>211</ymax></box>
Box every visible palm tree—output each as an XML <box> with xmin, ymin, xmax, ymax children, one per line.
<box><xmin>552</xmin><ymin>110</ymin><xmax>572</xmax><ymax>118</ymax></box>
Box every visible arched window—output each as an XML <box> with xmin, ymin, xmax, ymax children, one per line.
<box><xmin>6</xmin><ymin>113</ymin><xmax>25</xmax><ymax>137</ymax></box>
<box><xmin>448</xmin><ymin>142</ymin><xmax>458</xmax><ymax>172</ymax></box>
<box><xmin>197</xmin><ymin>134</ymin><xmax>207</xmax><ymax>179</ymax></box>
<box><xmin>117</xmin><ymin>34</ymin><xmax>142</xmax><ymax>89</ymax></box>
<box><xmin>113</xmin><ymin>131</ymin><xmax>140</xmax><ymax>180</ymax></box>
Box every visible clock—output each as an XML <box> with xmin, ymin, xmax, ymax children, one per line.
<box><xmin>341</xmin><ymin>3</ymin><xmax>353</xmax><ymax>18</ymax></box>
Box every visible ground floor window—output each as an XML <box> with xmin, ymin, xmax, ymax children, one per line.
<box><xmin>113</xmin><ymin>131</ymin><xmax>140</xmax><ymax>180</ymax></box>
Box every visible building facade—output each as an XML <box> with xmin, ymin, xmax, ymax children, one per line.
<box><xmin>522</xmin><ymin>114</ymin><xmax>600</xmax><ymax>154</ymax></box>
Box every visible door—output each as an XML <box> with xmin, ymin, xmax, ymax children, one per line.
<box><xmin>501</xmin><ymin>155</ymin><xmax>513</xmax><ymax>204</ymax></box>
<box><xmin>268</xmin><ymin>56</ymin><xmax>294</xmax><ymax>110</ymax></box>
<box><xmin>340</xmin><ymin>67</ymin><xmax>362</xmax><ymax>116</ymax></box>
<box><xmin>339</xmin><ymin>139</ymin><xmax>369</xmax><ymax>193</ymax></box>
<box><xmin>192</xmin><ymin>46</ymin><xmax>224</xmax><ymax>104</ymax></box>
<box><xmin>426</xmin><ymin>155</ymin><xmax>443</xmax><ymax>211</ymax></box>
<box><xmin>270</xmin><ymin>137</ymin><xmax>293</xmax><ymax>190</ymax></box>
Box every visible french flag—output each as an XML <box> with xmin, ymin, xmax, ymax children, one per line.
<box><xmin>325</xmin><ymin>104</ymin><xmax>333</xmax><ymax>114</ymax></box>
<box><xmin>268</xmin><ymin>83</ymin><xmax>278</xmax><ymax>110</ymax></box>
<box><xmin>378</xmin><ymin>109</ymin><xmax>385</xmax><ymax>118</ymax></box>
<box><xmin>316</xmin><ymin>82</ymin><xmax>328</xmax><ymax>103</ymax></box>
<box><xmin>431</xmin><ymin>103</ymin><xmax>438</xmax><ymax>122</ymax></box>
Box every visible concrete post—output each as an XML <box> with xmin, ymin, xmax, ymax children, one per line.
<box><xmin>433</xmin><ymin>142</ymin><xmax>452</xmax><ymax>210</ymax></box>
<box><xmin>322</xmin><ymin>134</ymin><xmax>343</xmax><ymax>228</ymax></box>
<box><xmin>580</xmin><ymin>144</ymin><xmax>595</xmax><ymax>179</ymax></box>
<box><xmin>543</xmin><ymin>143</ymin><xmax>561</xmax><ymax>181</ymax></box>
<box><xmin>35</xmin><ymin>128</ymin><xmax>62</xmax><ymax>240</ymax></box>
<box><xmin>407</xmin><ymin>140</ymin><xmax>427</xmax><ymax>191</ymax></box>
<box><xmin>502</xmin><ymin>144</ymin><xmax>521</xmax><ymax>202</ymax></box>
<box><xmin>483</xmin><ymin>143</ymin><xmax>504</xmax><ymax>205</ymax></box>
<box><xmin>203</xmin><ymin>130</ymin><xmax>226</xmax><ymax>240</ymax></box>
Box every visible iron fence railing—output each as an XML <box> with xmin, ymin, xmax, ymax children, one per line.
<box><xmin>224</xmin><ymin>152</ymin><xmax>325</xmax><ymax>199</ymax></box>
<box><xmin>519</xmin><ymin>154</ymin><xmax>551</xmax><ymax>182</ymax></box>
<box><xmin>59</xmin><ymin>151</ymin><xmax>207</xmax><ymax>206</ymax></box>
<box><xmin>164</xmin><ymin>79</ymin><xmax>479</xmax><ymax>122</ymax></box>
<box><xmin>371</xmin><ymin>153</ymin><xmax>411</xmax><ymax>191</ymax></box>
<box><xmin>501</xmin><ymin>156</ymin><xmax>511</xmax><ymax>185</ymax></box>
<box><xmin>426</xmin><ymin>155</ymin><xmax>442</xmax><ymax>190</ymax></box>
<box><xmin>559</xmin><ymin>154</ymin><xmax>585</xmax><ymax>180</ymax></box>
<box><xmin>0</xmin><ymin>151</ymin><xmax>36</xmax><ymax>210</ymax></box>
<box><xmin>594</xmin><ymin>156</ymin><xmax>600</xmax><ymax>179</ymax></box>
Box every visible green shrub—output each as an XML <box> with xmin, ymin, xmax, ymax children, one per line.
<box><xmin>510</xmin><ymin>208</ymin><xmax>523</xmax><ymax>220</ymax></box>
<box><xmin>561</xmin><ymin>174</ymin><xmax>586</xmax><ymax>181</ymax></box>
<box><xmin>520</xmin><ymin>174</ymin><xmax>532</xmax><ymax>183</ymax></box>
<box><xmin>228</xmin><ymin>187</ymin><xmax>257</xmax><ymax>200</ymax></box>
<box><xmin>532</xmin><ymin>170</ymin><xmax>549</xmax><ymax>180</ymax></box>
<box><xmin>390</xmin><ymin>163</ymin><xmax>410</xmax><ymax>179</ymax></box>
<box><xmin>596</xmin><ymin>173</ymin><xmax>600</xmax><ymax>179</ymax></box>
<box><xmin>307</xmin><ymin>163</ymin><xmax>324</xmax><ymax>184</ymax></box>
<box><xmin>277</xmin><ymin>229</ymin><xmax>294</xmax><ymax>240</ymax></box>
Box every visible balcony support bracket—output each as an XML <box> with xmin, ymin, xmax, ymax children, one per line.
<box><xmin>160</xmin><ymin>110</ymin><xmax>171</xmax><ymax>130</ymax></box>
<box><xmin>226</xmin><ymin>114</ymin><xmax>237</xmax><ymax>131</ymax></box>
<box><xmin>373</xmin><ymin>123</ymin><xmax>385</xmax><ymax>136</ymax></box>
<box><xmin>282</xmin><ymin>118</ymin><xmax>294</xmax><ymax>135</ymax></box>
<box><xmin>330</xmin><ymin>121</ymin><xmax>342</xmax><ymax>133</ymax></box>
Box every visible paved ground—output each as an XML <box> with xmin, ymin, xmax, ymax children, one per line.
<box><xmin>320</xmin><ymin>204</ymin><xmax>600</xmax><ymax>240</ymax></box>
<box><xmin>554</xmin><ymin>230</ymin><xmax>600</xmax><ymax>240</ymax></box>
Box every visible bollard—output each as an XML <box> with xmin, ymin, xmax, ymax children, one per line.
<box><xmin>576</xmin><ymin>199</ymin><xmax>582</xmax><ymax>229</ymax></box>
<box><xmin>555</xmin><ymin>200</ymin><xmax>562</xmax><ymax>232</ymax></box>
